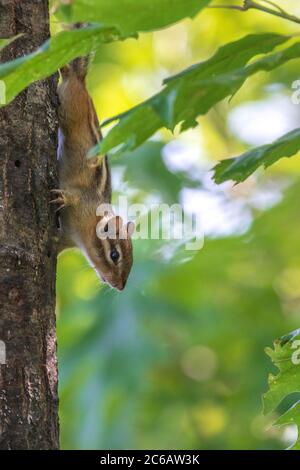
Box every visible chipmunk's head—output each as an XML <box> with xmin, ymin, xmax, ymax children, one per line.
<box><xmin>89</xmin><ymin>216</ymin><xmax>134</xmax><ymax>291</ymax></box>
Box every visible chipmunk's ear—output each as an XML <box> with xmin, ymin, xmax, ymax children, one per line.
<box><xmin>127</xmin><ymin>221</ymin><xmax>135</xmax><ymax>237</ymax></box>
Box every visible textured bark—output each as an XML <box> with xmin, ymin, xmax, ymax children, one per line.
<box><xmin>0</xmin><ymin>0</ymin><xmax>59</xmax><ymax>449</ymax></box>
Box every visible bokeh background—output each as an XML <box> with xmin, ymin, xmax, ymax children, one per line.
<box><xmin>52</xmin><ymin>1</ymin><xmax>300</xmax><ymax>449</ymax></box>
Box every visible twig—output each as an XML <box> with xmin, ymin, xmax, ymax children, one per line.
<box><xmin>208</xmin><ymin>0</ymin><xmax>300</xmax><ymax>26</ymax></box>
<box><xmin>208</xmin><ymin>4</ymin><xmax>245</xmax><ymax>11</ymax></box>
<box><xmin>260</xmin><ymin>0</ymin><xmax>286</xmax><ymax>15</ymax></box>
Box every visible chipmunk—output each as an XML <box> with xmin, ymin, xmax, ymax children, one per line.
<box><xmin>53</xmin><ymin>56</ymin><xmax>134</xmax><ymax>291</ymax></box>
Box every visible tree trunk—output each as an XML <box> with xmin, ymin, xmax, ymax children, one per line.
<box><xmin>0</xmin><ymin>0</ymin><xmax>59</xmax><ymax>449</ymax></box>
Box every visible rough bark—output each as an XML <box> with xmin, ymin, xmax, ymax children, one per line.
<box><xmin>0</xmin><ymin>0</ymin><xmax>59</xmax><ymax>449</ymax></box>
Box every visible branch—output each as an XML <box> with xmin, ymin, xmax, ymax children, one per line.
<box><xmin>260</xmin><ymin>0</ymin><xmax>287</xmax><ymax>15</ymax></box>
<box><xmin>208</xmin><ymin>0</ymin><xmax>300</xmax><ymax>26</ymax></box>
<box><xmin>208</xmin><ymin>4</ymin><xmax>245</xmax><ymax>11</ymax></box>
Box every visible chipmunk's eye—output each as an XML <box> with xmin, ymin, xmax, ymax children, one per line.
<box><xmin>110</xmin><ymin>248</ymin><xmax>120</xmax><ymax>263</ymax></box>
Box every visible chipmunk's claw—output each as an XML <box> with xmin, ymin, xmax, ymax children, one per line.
<box><xmin>88</xmin><ymin>156</ymin><xmax>100</xmax><ymax>169</ymax></box>
<box><xmin>50</xmin><ymin>189</ymin><xmax>67</xmax><ymax>212</ymax></box>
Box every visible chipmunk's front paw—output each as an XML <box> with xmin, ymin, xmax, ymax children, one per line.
<box><xmin>50</xmin><ymin>189</ymin><xmax>69</xmax><ymax>212</ymax></box>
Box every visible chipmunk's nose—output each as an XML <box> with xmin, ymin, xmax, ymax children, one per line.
<box><xmin>117</xmin><ymin>279</ymin><xmax>126</xmax><ymax>291</ymax></box>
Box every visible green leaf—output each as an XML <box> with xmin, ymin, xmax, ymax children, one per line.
<box><xmin>114</xmin><ymin>141</ymin><xmax>198</xmax><ymax>203</ymax></box>
<box><xmin>275</xmin><ymin>401</ymin><xmax>300</xmax><ymax>450</ymax></box>
<box><xmin>0</xmin><ymin>35</ymin><xmax>22</xmax><ymax>50</ymax></box>
<box><xmin>0</xmin><ymin>25</ymin><xmax>120</xmax><ymax>105</ymax></box>
<box><xmin>56</xmin><ymin>0</ymin><xmax>211</xmax><ymax>36</ymax></box>
<box><xmin>96</xmin><ymin>33</ymin><xmax>291</xmax><ymax>155</ymax></box>
<box><xmin>213</xmin><ymin>128</ymin><xmax>300</xmax><ymax>184</ymax></box>
<box><xmin>263</xmin><ymin>330</ymin><xmax>300</xmax><ymax>450</ymax></box>
<box><xmin>0</xmin><ymin>39</ymin><xmax>7</xmax><ymax>49</ymax></box>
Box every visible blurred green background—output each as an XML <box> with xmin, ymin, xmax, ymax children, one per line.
<box><xmin>53</xmin><ymin>1</ymin><xmax>300</xmax><ymax>449</ymax></box>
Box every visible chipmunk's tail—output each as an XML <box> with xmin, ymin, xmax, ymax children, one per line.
<box><xmin>60</xmin><ymin>23</ymin><xmax>91</xmax><ymax>82</ymax></box>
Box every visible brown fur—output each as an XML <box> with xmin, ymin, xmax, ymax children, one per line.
<box><xmin>55</xmin><ymin>58</ymin><xmax>134</xmax><ymax>291</ymax></box>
